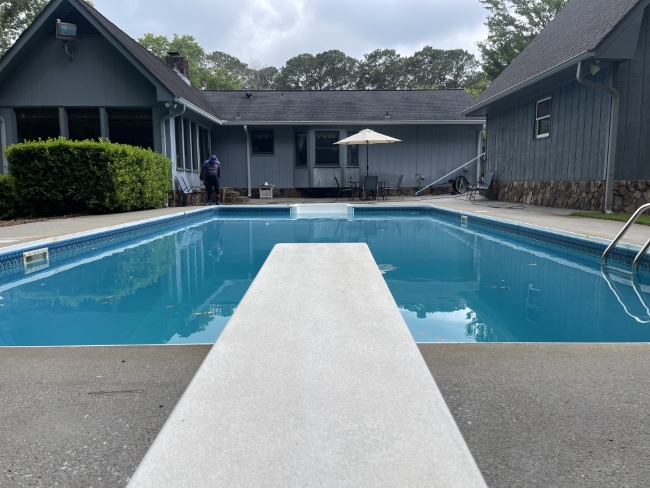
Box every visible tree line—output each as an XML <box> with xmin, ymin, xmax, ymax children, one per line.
<box><xmin>1</xmin><ymin>0</ymin><xmax>569</xmax><ymax>97</ymax></box>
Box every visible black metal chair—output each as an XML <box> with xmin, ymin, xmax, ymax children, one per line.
<box><xmin>334</xmin><ymin>176</ymin><xmax>354</xmax><ymax>201</ymax></box>
<box><xmin>363</xmin><ymin>175</ymin><xmax>379</xmax><ymax>200</ymax></box>
<box><xmin>466</xmin><ymin>171</ymin><xmax>495</xmax><ymax>201</ymax></box>
<box><xmin>382</xmin><ymin>175</ymin><xmax>404</xmax><ymax>200</ymax></box>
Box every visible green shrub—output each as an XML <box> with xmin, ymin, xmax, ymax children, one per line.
<box><xmin>5</xmin><ymin>138</ymin><xmax>171</xmax><ymax>217</ymax></box>
<box><xmin>0</xmin><ymin>174</ymin><xmax>18</xmax><ymax>220</ymax></box>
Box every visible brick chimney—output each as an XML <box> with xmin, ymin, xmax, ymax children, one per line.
<box><xmin>165</xmin><ymin>51</ymin><xmax>190</xmax><ymax>79</ymax></box>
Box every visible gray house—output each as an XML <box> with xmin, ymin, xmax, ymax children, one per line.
<box><xmin>465</xmin><ymin>0</ymin><xmax>650</xmax><ymax>213</ymax></box>
<box><xmin>0</xmin><ymin>0</ymin><xmax>484</xmax><ymax>198</ymax></box>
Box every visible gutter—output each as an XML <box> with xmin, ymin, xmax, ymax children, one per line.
<box><xmin>463</xmin><ymin>51</ymin><xmax>594</xmax><ymax>116</ymax></box>
<box><xmin>576</xmin><ymin>60</ymin><xmax>619</xmax><ymax>214</ymax></box>
<box><xmin>222</xmin><ymin>119</ymin><xmax>484</xmax><ymax>126</ymax></box>
<box><xmin>243</xmin><ymin>125</ymin><xmax>251</xmax><ymax>198</ymax></box>
<box><xmin>175</xmin><ymin>98</ymin><xmax>224</xmax><ymax>125</ymax></box>
<box><xmin>0</xmin><ymin>115</ymin><xmax>6</xmax><ymax>174</ymax></box>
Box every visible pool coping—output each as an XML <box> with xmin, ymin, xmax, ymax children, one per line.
<box><xmin>0</xmin><ymin>203</ymin><xmax>646</xmax><ymax>280</ymax></box>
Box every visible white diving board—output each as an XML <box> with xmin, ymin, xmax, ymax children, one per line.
<box><xmin>128</xmin><ymin>243</ymin><xmax>486</xmax><ymax>487</ymax></box>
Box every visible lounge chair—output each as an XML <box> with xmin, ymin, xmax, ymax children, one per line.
<box><xmin>172</xmin><ymin>175</ymin><xmax>205</xmax><ymax>206</ymax></box>
<box><xmin>334</xmin><ymin>176</ymin><xmax>354</xmax><ymax>201</ymax></box>
<box><xmin>466</xmin><ymin>171</ymin><xmax>494</xmax><ymax>201</ymax></box>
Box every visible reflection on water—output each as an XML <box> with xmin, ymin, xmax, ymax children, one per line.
<box><xmin>1</xmin><ymin>216</ymin><xmax>650</xmax><ymax>345</ymax></box>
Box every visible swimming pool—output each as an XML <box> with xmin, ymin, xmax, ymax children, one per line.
<box><xmin>1</xmin><ymin>207</ymin><xmax>649</xmax><ymax>345</ymax></box>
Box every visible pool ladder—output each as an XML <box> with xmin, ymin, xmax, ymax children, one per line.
<box><xmin>602</xmin><ymin>202</ymin><xmax>650</xmax><ymax>272</ymax></box>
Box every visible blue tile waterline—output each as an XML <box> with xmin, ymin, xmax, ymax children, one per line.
<box><xmin>1</xmin><ymin>207</ymin><xmax>650</xmax><ymax>346</ymax></box>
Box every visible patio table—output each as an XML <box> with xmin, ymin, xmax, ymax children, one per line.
<box><xmin>350</xmin><ymin>179</ymin><xmax>389</xmax><ymax>200</ymax></box>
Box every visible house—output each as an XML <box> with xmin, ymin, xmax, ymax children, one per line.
<box><xmin>464</xmin><ymin>0</ymin><xmax>650</xmax><ymax>213</ymax></box>
<box><xmin>0</xmin><ymin>0</ymin><xmax>485</xmax><ymax>198</ymax></box>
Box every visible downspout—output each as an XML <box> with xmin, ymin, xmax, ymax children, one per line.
<box><xmin>161</xmin><ymin>103</ymin><xmax>186</xmax><ymax>185</ymax></box>
<box><xmin>476</xmin><ymin>125</ymin><xmax>485</xmax><ymax>183</ymax></box>
<box><xmin>0</xmin><ymin>116</ymin><xmax>7</xmax><ymax>174</ymax></box>
<box><xmin>243</xmin><ymin>125</ymin><xmax>251</xmax><ymax>198</ymax></box>
<box><xmin>576</xmin><ymin>60</ymin><xmax>619</xmax><ymax>213</ymax></box>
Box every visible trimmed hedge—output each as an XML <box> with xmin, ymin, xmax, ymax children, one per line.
<box><xmin>5</xmin><ymin>138</ymin><xmax>171</xmax><ymax>217</ymax></box>
<box><xmin>0</xmin><ymin>174</ymin><xmax>18</xmax><ymax>220</ymax></box>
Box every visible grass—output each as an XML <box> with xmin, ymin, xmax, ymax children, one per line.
<box><xmin>569</xmin><ymin>211</ymin><xmax>650</xmax><ymax>226</ymax></box>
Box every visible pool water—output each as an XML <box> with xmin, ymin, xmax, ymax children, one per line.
<box><xmin>1</xmin><ymin>215</ymin><xmax>650</xmax><ymax>346</ymax></box>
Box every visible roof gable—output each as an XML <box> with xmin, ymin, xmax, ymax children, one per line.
<box><xmin>466</xmin><ymin>0</ymin><xmax>646</xmax><ymax>115</ymax></box>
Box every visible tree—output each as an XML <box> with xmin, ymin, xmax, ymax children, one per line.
<box><xmin>275</xmin><ymin>50</ymin><xmax>356</xmax><ymax>90</ymax></box>
<box><xmin>406</xmin><ymin>47</ymin><xmax>479</xmax><ymax>89</ymax></box>
<box><xmin>0</xmin><ymin>0</ymin><xmax>48</xmax><ymax>56</ymax></box>
<box><xmin>356</xmin><ymin>49</ymin><xmax>406</xmax><ymax>90</ymax></box>
<box><xmin>275</xmin><ymin>53</ymin><xmax>317</xmax><ymax>90</ymax></box>
<box><xmin>477</xmin><ymin>0</ymin><xmax>569</xmax><ymax>81</ymax></box>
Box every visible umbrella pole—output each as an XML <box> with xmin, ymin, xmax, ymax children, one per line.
<box><xmin>366</xmin><ymin>143</ymin><xmax>369</xmax><ymax>176</ymax></box>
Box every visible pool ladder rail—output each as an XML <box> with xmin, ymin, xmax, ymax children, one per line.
<box><xmin>602</xmin><ymin>202</ymin><xmax>650</xmax><ymax>272</ymax></box>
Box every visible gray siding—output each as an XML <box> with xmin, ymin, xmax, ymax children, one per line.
<box><xmin>0</xmin><ymin>36</ymin><xmax>158</xmax><ymax>108</ymax></box>
<box><xmin>613</xmin><ymin>8</ymin><xmax>650</xmax><ymax>180</ymax></box>
<box><xmin>486</xmin><ymin>69</ymin><xmax>612</xmax><ymax>182</ymax></box>
<box><xmin>213</xmin><ymin>124</ymin><xmax>482</xmax><ymax>189</ymax></box>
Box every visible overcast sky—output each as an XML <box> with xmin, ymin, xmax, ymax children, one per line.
<box><xmin>91</xmin><ymin>0</ymin><xmax>489</xmax><ymax>67</ymax></box>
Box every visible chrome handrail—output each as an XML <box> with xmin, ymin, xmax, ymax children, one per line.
<box><xmin>601</xmin><ymin>265</ymin><xmax>650</xmax><ymax>324</ymax></box>
<box><xmin>602</xmin><ymin>202</ymin><xmax>650</xmax><ymax>266</ymax></box>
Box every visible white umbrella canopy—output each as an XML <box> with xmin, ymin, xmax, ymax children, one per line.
<box><xmin>335</xmin><ymin>129</ymin><xmax>401</xmax><ymax>175</ymax></box>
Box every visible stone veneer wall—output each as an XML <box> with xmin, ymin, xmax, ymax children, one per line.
<box><xmin>484</xmin><ymin>180</ymin><xmax>650</xmax><ymax>213</ymax></box>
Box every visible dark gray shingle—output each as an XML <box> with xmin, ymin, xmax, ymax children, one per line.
<box><xmin>468</xmin><ymin>0</ymin><xmax>641</xmax><ymax>112</ymax></box>
<box><xmin>202</xmin><ymin>90</ymin><xmax>484</xmax><ymax>123</ymax></box>
<box><xmin>73</xmin><ymin>0</ymin><xmax>213</xmax><ymax>114</ymax></box>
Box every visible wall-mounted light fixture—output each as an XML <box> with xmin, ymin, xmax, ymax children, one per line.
<box><xmin>56</xmin><ymin>19</ymin><xmax>76</xmax><ymax>61</ymax></box>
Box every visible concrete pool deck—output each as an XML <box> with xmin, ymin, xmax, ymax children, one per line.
<box><xmin>2</xmin><ymin>343</ymin><xmax>650</xmax><ymax>487</ymax></box>
<box><xmin>0</xmin><ymin>194</ymin><xmax>648</xmax><ymax>248</ymax></box>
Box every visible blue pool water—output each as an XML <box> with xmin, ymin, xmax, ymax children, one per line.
<box><xmin>1</xmin><ymin>213</ymin><xmax>650</xmax><ymax>345</ymax></box>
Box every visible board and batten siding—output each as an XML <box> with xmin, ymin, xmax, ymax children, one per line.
<box><xmin>613</xmin><ymin>8</ymin><xmax>650</xmax><ymax>181</ymax></box>
<box><xmin>486</xmin><ymin>68</ymin><xmax>612</xmax><ymax>183</ymax></box>
<box><xmin>0</xmin><ymin>37</ymin><xmax>158</xmax><ymax>108</ymax></box>
<box><xmin>213</xmin><ymin>124</ymin><xmax>482</xmax><ymax>189</ymax></box>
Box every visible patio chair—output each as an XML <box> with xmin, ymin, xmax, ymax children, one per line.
<box><xmin>381</xmin><ymin>175</ymin><xmax>404</xmax><ymax>200</ymax></box>
<box><xmin>466</xmin><ymin>171</ymin><xmax>494</xmax><ymax>201</ymax></box>
<box><xmin>173</xmin><ymin>175</ymin><xmax>205</xmax><ymax>206</ymax></box>
<box><xmin>363</xmin><ymin>175</ymin><xmax>379</xmax><ymax>200</ymax></box>
<box><xmin>334</xmin><ymin>176</ymin><xmax>354</xmax><ymax>201</ymax></box>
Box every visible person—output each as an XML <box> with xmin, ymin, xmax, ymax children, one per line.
<box><xmin>200</xmin><ymin>155</ymin><xmax>222</xmax><ymax>205</ymax></box>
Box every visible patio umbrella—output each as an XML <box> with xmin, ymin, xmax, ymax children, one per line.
<box><xmin>335</xmin><ymin>129</ymin><xmax>401</xmax><ymax>176</ymax></box>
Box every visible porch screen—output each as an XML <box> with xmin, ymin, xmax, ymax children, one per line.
<box><xmin>68</xmin><ymin>109</ymin><xmax>101</xmax><ymax>142</ymax></box>
<box><xmin>15</xmin><ymin>108</ymin><xmax>60</xmax><ymax>143</ymax></box>
<box><xmin>107</xmin><ymin>109</ymin><xmax>153</xmax><ymax>149</ymax></box>
<box><xmin>346</xmin><ymin>131</ymin><xmax>359</xmax><ymax>167</ymax></box>
<box><xmin>315</xmin><ymin>131</ymin><xmax>339</xmax><ymax>166</ymax></box>
<box><xmin>295</xmin><ymin>132</ymin><xmax>307</xmax><ymax>167</ymax></box>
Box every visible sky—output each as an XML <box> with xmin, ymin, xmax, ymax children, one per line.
<box><xmin>91</xmin><ymin>0</ymin><xmax>489</xmax><ymax>68</ymax></box>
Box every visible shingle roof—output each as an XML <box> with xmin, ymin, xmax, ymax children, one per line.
<box><xmin>72</xmin><ymin>0</ymin><xmax>213</xmax><ymax>114</ymax></box>
<box><xmin>202</xmin><ymin>90</ymin><xmax>484</xmax><ymax>123</ymax></box>
<box><xmin>466</xmin><ymin>0</ymin><xmax>642</xmax><ymax>114</ymax></box>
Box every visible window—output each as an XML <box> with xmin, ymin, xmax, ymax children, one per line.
<box><xmin>191</xmin><ymin>121</ymin><xmax>198</xmax><ymax>171</ymax></box>
<box><xmin>67</xmin><ymin>108</ymin><xmax>101</xmax><ymax>142</ymax></box>
<box><xmin>199</xmin><ymin>126</ymin><xmax>211</xmax><ymax>164</ymax></box>
<box><xmin>295</xmin><ymin>132</ymin><xmax>307</xmax><ymax>167</ymax></box>
<box><xmin>15</xmin><ymin>108</ymin><xmax>60</xmax><ymax>142</ymax></box>
<box><xmin>107</xmin><ymin>109</ymin><xmax>153</xmax><ymax>149</ymax></box>
<box><xmin>251</xmin><ymin>129</ymin><xmax>274</xmax><ymax>155</ymax></box>
<box><xmin>174</xmin><ymin>117</ymin><xmax>183</xmax><ymax>169</ymax></box>
<box><xmin>315</xmin><ymin>131</ymin><xmax>340</xmax><ymax>166</ymax></box>
<box><xmin>535</xmin><ymin>98</ymin><xmax>551</xmax><ymax>139</ymax></box>
<box><xmin>346</xmin><ymin>131</ymin><xmax>358</xmax><ymax>167</ymax></box>
<box><xmin>183</xmin><ymin>118</ymin><xmax>192</xmax><ymax>170</ymax></box>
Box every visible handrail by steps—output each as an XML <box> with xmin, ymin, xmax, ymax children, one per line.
<box><xmin>602</xmin><ymin>202</ymin><xmax>650</xmax><ymax>270</ymax></box>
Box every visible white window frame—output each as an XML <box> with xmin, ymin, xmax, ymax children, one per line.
<box><xmin>534</xmin><ymin>97</ymin><xmax>551</xmax><ymax>139</ymax></box>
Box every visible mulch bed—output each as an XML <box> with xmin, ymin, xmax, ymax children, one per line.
<box><xmin>0</xmin><ymin>213</ymin><xmax>89</xmax><ymax>228</ymax></box>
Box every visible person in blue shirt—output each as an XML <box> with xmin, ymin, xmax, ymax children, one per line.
<box><xmin>200</xmin><ymin>155</ymin><xmax>222</xmax><ymax>205</ymax></box>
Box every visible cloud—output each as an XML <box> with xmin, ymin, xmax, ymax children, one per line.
<box><xmin>92</xmin><ymin>0</ymin><xmax>487</xmax><ymax>67</ymax></box>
